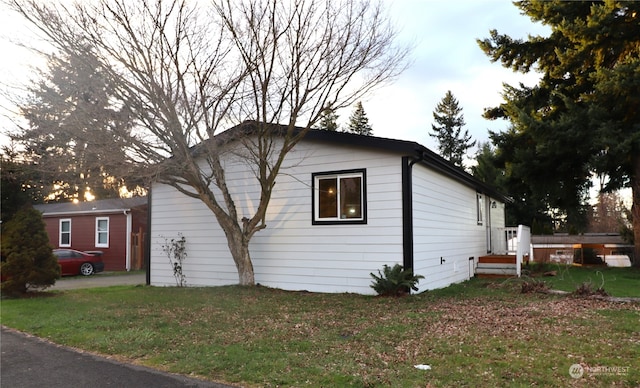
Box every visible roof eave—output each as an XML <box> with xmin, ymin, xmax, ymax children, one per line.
<box><xmin>39</xmin><ymin>208</ymin><xmax>133</xmax><ymax>217</ymax></box>
<box><xmin>304</xmin><ymin>129</ymin><xmax>513</xmax><ymax>204</ymax></box>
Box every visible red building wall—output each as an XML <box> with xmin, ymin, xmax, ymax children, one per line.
<box><xmin>42</xmin><ymin>212</ymin><xmax>129</xmax><ymax>271</ymax></box>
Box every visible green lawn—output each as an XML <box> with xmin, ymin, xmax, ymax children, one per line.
<box><xmin>523</xmin><ymin>264</ymin><xmax>640</xmax><ymax>297</ymax></box>
<box><xmin>1</xmin><ymin>267</ymin><xmax>639</xmax><ymax>387</ymax></box>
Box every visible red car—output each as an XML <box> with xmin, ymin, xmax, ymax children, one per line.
<box><xmin>53</xmin><ymin>249</ymin><xmax>105</xmax><ymax>276</ymax></box>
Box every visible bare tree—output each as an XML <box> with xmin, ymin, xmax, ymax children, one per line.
<box><xmin>11</xmin><ymin>0</ymin><xmax>408</xmax><ymax>285</ymax></box>
<box><xmin>587</xmin><ymin>191</ymin><xmax>628</xmax><ymax>234</ymax></box>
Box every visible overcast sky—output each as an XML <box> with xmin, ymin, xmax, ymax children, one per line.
<box><xmin>364</xmin><ymin>0</ymin><xmax>551</xmax><ymax>151</ymax></box>
<box><xmin>0</xmin><ymin>0</ymin><xmax>551</xmax><ymax>154</ymax></box>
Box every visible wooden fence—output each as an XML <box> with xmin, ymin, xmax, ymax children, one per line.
<box><xmin>131</xmin><ymin>227</ymin><xmax>145</xmax><ymax>270</ymax></box>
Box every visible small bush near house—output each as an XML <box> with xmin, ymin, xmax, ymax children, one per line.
<box><xmin>1</xmin><ymin>206</ymin><xmax>60</xmax><ymax>296</ymax></box>
<box><xmin>370</xmin><ymin>263</ymin><xmax>424</xmax><ymax>296</ymax></box>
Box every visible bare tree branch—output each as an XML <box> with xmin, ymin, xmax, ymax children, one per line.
<box><xmin>9</xmin><ymin>0</ymin><xmax>409</xmax><ymax>285</ymax></box>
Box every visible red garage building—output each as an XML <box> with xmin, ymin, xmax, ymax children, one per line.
<box><xmin>35</xmin><ymin>197</ymin><xmax>147</xmax><ymax>271</ymax></box>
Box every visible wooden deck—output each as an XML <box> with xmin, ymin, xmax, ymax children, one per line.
<box><xmin>478</xmin><ymin>255</ymin><xmax>517</xmax><ymax>264</ymax></box>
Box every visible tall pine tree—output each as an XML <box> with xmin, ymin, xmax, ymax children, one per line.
<box><xmin>318</xmin><ymin>108</ymin><xmax>339</xmax><ymax>131</ymax></box>
<box><xmin>478</xmin><ymin>1</ymin><xmax>640</xmax><ymax>260</ymax></box>
<box><xmin>346</xmin><ymin>101</ymin><xmax>373</xmax><ymax>135</ymax></box>
<box><xmin>16</xmin><ymin>49</ymin><xmax>135</xmax><ymax>202</ymax></box>
<box><xmin>430</xmin><ymin>90</ymin><xmax>475</xmax><ymax>168</ymax></box>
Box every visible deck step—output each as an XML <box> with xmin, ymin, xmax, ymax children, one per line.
<box><xmin>475</xmin><ymin>273</ymin><xmax>518</xmax><ymax>279</ymax></box>
<box><xmin>478</xmin><ymin>255</ymin><xmax>516</xmax><ymax>264</ymax></box>
<box><xmin>475</xmin><ymin>267</ymin><xmax>517</xmax><ymax>275</ymax></box>
<box><xmin>475</xmin><ymin>262</ymin><xmax>518</xmax><ymax>278</ymax></box>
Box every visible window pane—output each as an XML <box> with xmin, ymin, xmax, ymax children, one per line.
<box><xmin>97</xmin><ymin>219</ymin><xmax>108</xmax><ymax>231</ymax></box>
<box><xmin>61</xmin><ymin>233</ymin><xmax>70</xmax><ymax>245</ymax></box>
<box><xmin>61</xmin><ymin>221</ymin><xmax>70</xmax><ymax>232</ymax></box>
<box><xmin>318</xmin><ymin>178</ymin><xmax>337</xmax><ymax>218</ymax></box>
<box><xmin>340</xmin><ymin>177</ymin><xmax>362</xmax><ymax>219</ymax></box>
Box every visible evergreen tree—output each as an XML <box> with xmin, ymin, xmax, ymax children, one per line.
<box><xmin>346</xmin><ymin>101</ymin><xmax>373</xmax><ymax>135</ymax></box>
<box><xmin>472</xmin><ymin>140</ymin><xmax>552</xmax><ymax>229</ymax></box>
<box><xmin>471</xmin><ymin>142</ymin><xmax>503</xmax><ymax>187</ymax></box>
<box><xmin>0</xmin><ymin>150</ymin><xmax>46</xmax><ymax>224</ymax></box>
<box><xmin>318</xmin><ymin>108</ymin><xmax>339</xmax><ymax>131</ymax></box>
<box><xmin>16</xmin><ymin>49</ymin><xmax>135</xmax><ymax>202</ymax></box>
<box><xmin>1</xmin><ymin>206</ymin><xmax>61</xmax><ymax>295</ymax></box>
<box><xmin>430</xmin><ymin>90</ymin><xmax>475</xmax><ymax>168</ymax></box>
<box><xmin>478</xmin><ymin>1</ymin><xmax>640</xmax><ymax>261</ymax></box>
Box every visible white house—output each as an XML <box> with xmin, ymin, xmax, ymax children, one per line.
<box><xmin>149</xmin><ymin>126</ymin><xmax>509</xmax><ymax>294</ymax></box>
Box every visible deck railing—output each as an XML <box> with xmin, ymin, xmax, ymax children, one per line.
<box><xmin>515</xmin><ymin>225</ymin><xmax>531</xmax><ymax>277</ymax></box>
<box><xmin>491</xmin><ymin>226</ymin><xmax>519</xmax><ymax>255</ymax></box>
<box><xmin>490</xmin><ymin>225</ymin><xmax>531</xmax><ymax>277</ymax></box>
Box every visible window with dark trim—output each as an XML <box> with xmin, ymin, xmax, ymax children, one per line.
<box><xmin>477</xmin><ymin>193</ymin><xmax>484</xmax><ymax>225</ymax></box>
<box><xmin>312</xmin><ymin>169</ymin><xmax>367</xmax><ymax>224</ymax></box>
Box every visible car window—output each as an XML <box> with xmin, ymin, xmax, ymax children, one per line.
<box><xmin>55</xmin><ymin>250</ymin><xmax>68</xmax><ymax>259</ymax></box>
<box><xmin>55</xmin><ymin>250</ymin><xmax>75</xmax><ymax>259</ymax></box>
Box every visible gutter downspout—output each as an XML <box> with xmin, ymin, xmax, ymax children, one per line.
<box><xmin>402</xmin><ymin>154</ymin><xmax>424</xmax><ymax>273</ymax></box>
<box><xmin>124</xmin><ymin>210</ymin><xmax>132</xmax><ymax>271</ymax></box>
<box><xmin>145</xmin><ymin>188</ymin><xmax>152</xmax><ymax>285</ymax></box>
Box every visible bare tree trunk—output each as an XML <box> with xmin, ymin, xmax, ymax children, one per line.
<box><xmin>214</xmin><ymin>212</ymin><xmax>256</xmax><ymax>285</ymax></box>
<box><xmin>230</xmin><ymin>240</ymin><xmax>255</xmax><ymax>286</ymax></box>
<box><xmin>632</xmin><ymin>155</ymin><xmax>640</xmax><ymax>268</ymax></box>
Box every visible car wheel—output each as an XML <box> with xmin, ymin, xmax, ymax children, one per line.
<box><xmin>80</xmin><ymin>263</ymin><xmax>95</xmax><ymax>276</ymax></box>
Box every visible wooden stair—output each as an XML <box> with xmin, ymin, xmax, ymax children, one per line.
<box><xmin>475</xmin><ymin>255</ymin><xmax>518</xmax><ymax>278</ymax></box>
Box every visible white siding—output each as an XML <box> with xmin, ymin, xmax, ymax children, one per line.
<box><xmin>150</xmin><ymin>139</ymin><xmax>404</xmax><ymax>294</ymax></box>
<box><xmin>411</xmin><ymin>163</ymin><xmax>493</xmax><ymax>292</ymax></box>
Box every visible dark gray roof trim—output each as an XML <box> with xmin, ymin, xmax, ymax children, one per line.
<box><xmin>193</xmin><ymin>121</ymin><xmax>510</xmax><ymax>203</ymax></box>
<box><xmin>34</xmin><ymin>196</ymin><xmax>147</xmax><ymax>215</ymax></box>
<box><xmin>302</xmin><ymin>129</ymin><xmax>512</xmax><ymax>203</ymax></box>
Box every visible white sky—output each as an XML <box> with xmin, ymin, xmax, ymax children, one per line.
<box><xmin>362</xmin><ymin>0</ymin><xmax>550</xmax><ymax>151</ymax></box>
<box><xmin>0</xmin><ymin>0</ymin><xmax>551</xmax><ymax>153</ymax></box>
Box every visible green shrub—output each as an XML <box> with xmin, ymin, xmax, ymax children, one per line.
<box><xmin>1</xmin><ymin>206</ymin><xmax>60</xmax><ymax>296</ymax></box>
<box><xmin>370</xmin><ymin>264</ymin><xmax>424</xmax><ymax>297</ymax></box>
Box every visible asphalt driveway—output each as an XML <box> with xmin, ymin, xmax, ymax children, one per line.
<box><xmin>3</xmin><ymin>273</ymin><xmax>237</xmax><ymax>387</ymax></box>
<box><xmin>1</xmin><ymin>327</ymin><xmax>234</xmax><ymax>388</ymax></box>
<box><xmin>49</xmin><ymin>272</ymin><xmax>146</xmax><ymax>290</ymax></box>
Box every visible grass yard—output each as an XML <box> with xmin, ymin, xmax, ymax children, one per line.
<box><xmin>1</xmin><ymin>266</ymin><xmax>639</xmax><ymax>387</ymax></box>
<box><xmin>522</xmin><ymin>264</ymin><xmax>640</xmax><ymax>297</ymax></box>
